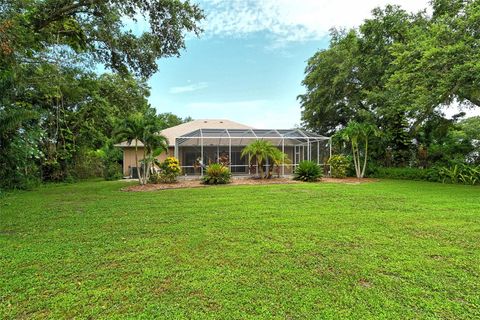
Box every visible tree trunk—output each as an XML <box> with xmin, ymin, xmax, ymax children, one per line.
<box><xmin>134</xmin><ymin>140</ymin><xmax>140</xmax><ymax>185</ymax></box>
<box><xmin>141</xmin><ymin>147</ymin><xmax>147</xmax><ymax>185</ymax></box>
<box><xmin>361</xmin><ymin>139</ymin><xmax>368</xmax><ymax>178</ymax></box>
<box><xmin>352</xmin><ymin>142</ymin><xmax>360</xmax><ymax>178</ymax></box>
<box><xmin>258</xmin><ymin>158</ymin><xmax>264</xmax><ymax>179</ymax></box>
<box><xmin>355</xmin><ymin>147</ymin><xmax>361</xmax><ymax>178</ymax></box>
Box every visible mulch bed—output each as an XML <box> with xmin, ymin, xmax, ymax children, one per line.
<box><xmin>122</xmin><ymin>177</ymin><xmax>377</xmax><ymax>192</ymax></box>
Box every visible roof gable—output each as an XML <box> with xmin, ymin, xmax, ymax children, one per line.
<box><xmin>161</xmin><ymin>119</ymin><xmax>252</xmax><ymax>146</ymax></box>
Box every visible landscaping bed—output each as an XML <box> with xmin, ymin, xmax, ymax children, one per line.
<box><xmin>122</xmin><ymin>177</ymin><xmax>377</xmax><ymax>192</ymax></box>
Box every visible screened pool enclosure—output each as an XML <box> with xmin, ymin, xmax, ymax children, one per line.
<box><xmin>174</xmin><ymin>128</ymin><xmax>331</xmax><ymax>176</ymax></box>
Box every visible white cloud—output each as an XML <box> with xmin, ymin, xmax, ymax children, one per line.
<box><xmin>169</xmin><ymin>82</ymin><xmax>209</xmax><ymax>94</ymax></box>
<box><xmin>201</xmin><ymin>0</ymin><xmax>430</xmax><ymax>45</ymax></box>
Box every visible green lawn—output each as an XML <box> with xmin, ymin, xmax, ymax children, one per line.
<box><xmin>1</xmin><ymin>180</ymin><xmax>479</xmax><ymax>319</ymax></box>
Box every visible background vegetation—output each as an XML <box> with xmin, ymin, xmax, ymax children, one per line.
<box><xmin>300</xmin><ymin>0</ymin><xmax>480</xmax><ymax>181</ymax></box>
<box><xmin>0</xmin><ymin>0</ymin><xmax>202</xmax><ymax>190</ymax></box>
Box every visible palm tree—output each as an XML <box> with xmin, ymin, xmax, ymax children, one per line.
<box><xmin>269</xmin><ymin>147</ymin><xmax>291</xmax><ymax>178</ymax></box>
<box><xmin>241</xmin><ymin>140</ymin><xmax>279</xmax><ymax>179</ymax></box>
<box><xmin>340</xmin><ymin>121</ymin><xmax>379</xmax><ymax>178</ymax></box>
<box><xmin>141</xmin><ymin>132</ymin><xmax>169</xmax><ymax>179</ymax></box>
<box><xmin>114</xmin><ymin>110</ymin><xmax>168</xmax><ymax>184</ymax></box>
<box><xmin>114</xmin><ymin>113</ymin><xmax>145</xmax><ymax>182</ymax></box>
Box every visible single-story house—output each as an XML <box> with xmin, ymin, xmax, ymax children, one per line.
<box><xmin>115</xmin><ymin>119</ymin><xmax>331</xmax><ymax>177</ymax></box>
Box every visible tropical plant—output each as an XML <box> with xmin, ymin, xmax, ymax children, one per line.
<box><xmin>293</xmin><ymin>160</ymin><xmax>323</xmax><ymax>182</ymax></box>
<box><xmin>202</xmin><ymin>163</ymin><xmax>232</xmax><ymax>185</ymax></box>
<box><xmin>439</xmin><ymin>164</ymin><xmax>480</xmax><ymax>185</ymax></box>
<box><xmin>114</xmin><ymin>113</ymin><xmax>147</xmax><ymax>184</ymax></box>
<box><xmin>459</xmin><ymin>166</ymin><xmax>480</xmax><ymax>186</ymax></box>
<box><xmin>241</xmin><ymin>140</ymin><xmax>278</xmax><ymax>179</ymax></box>
<box><xmin>114</xmin><ymin>109</ymin><xmax>168</xmax><ymax>185</ymax></box>
<box><xmin>340</xmin><ymin>121</ymin><xmax>379</xmax><ymax>178</ymax></box>
<box><xmin>269</xmin><ymin>148</ymin><xmax>291</xmax><ymax>178</ymax></box>
<box><xmin>158</xmin><ymin>157</ymin><xmax>181</xmax><ymax>183</ymax></box>
<box><xmin>328</xmin><ymin>154</ymin><xmax>350</xmax><ymax>178</ymax></box>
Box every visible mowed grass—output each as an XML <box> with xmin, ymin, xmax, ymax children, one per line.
<box><xmin>1</xmin><ymin>180</ymin><xmax>479</xmax><ymax>319</ymax></box>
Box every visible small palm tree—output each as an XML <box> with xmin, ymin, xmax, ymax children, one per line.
<box><xmin>241</xmin><ymin>140</ymin><xmax>279</xmax><ymax>179</ymax></box>
<box><xmin>269</xmin><ymin>147</ymin><xmax>291</xmax><ymax>178</ymax></box>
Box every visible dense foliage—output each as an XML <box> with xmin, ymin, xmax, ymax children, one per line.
<box><xmin>339</xmin><ymin>121</ymin><xmax>379</xmax><ymax>178</ymax></box>
<box><xmin>327</xmin><ymin>155</ymin><xmax>350</xmax><ymax>178</ymax></box>
<box><xmin>300</xmin><ymin>1</ymin><xmax>480</xmax><ymax>178</ymax></box>
<box><xmin>157</xmin><ymin>156</ymin><xmax>181</xmax><ymax>183</ymax></box>
<box><xmin>371</xmin><ymin>163</ymin><xmax>480</xmax><ymax>186</ymax></box>
<box><xmin>202</xmin><ymin>163</ymin><xmax>232</xmax><ymax>185</ymax></box>
<box><xmin>293</xmin><ymin>160</ymin><xmax>323</xmax><ymax>182</ymax></box>
<box><xmin>0</xmin><ymin>0</ymin><xmax>203</xmax><ymax>189</ymax></box>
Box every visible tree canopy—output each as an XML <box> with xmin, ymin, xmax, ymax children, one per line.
<box><xmin>300</xmin><ymin>0</ymin><xmax>480</xmax><ymax>169</ymax></box>
<box><xmin>0</xmin><ymin>0</ymin><xmax>203</xmax><ymax>189</ymax></box>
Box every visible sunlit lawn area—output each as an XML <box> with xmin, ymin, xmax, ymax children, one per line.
<box><xmin>1</xmin><ymin>180</ymin><xmax>479</xmax><ymax>319</ymax></box>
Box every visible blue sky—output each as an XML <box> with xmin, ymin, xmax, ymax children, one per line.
<box><xmin>150</xmin><ymin>35</ymin><xmax>329</xmax><ymax>128</ymax></box>
<box><xmin>142</xmin><ymin>0</ymin><xmax>434</xmax><ymax>128</ymax></box>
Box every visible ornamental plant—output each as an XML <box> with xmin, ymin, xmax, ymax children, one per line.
<box><xmin>202</xmin><ymin>163</ymin><xmax>232</xmax><ymax>185</ymax></box>
<box><xmin>293</xmin><ymin>160</ymin><xmax>323</xmax><ymax>182</ymax></box>
<box><xmin>159</xmin><ymin>156</ymin><xmax>181</xmax><ymax>183</ymax></box>
<box><xmin>327</xmin><ymin>154</ymin><xmax>350</xmax><ymax>178</ymax></box>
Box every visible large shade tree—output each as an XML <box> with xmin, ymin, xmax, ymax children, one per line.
<box><xmin>0</xmin><ymin>0</ymin><xmax>203</xmax><ymax>189</ymax></box>
<box><xmin>300</xmin><ymin>1</ymin><xmax>479</xmax><ymax>169</ymax></box>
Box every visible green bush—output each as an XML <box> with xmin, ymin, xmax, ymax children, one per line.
<box><xmin>71</xmin><ymin>150</ymin><xmax>104</xmax><ymax>180</ymax></box>
<box><xmin>93</xmin><ymin>143</ymin><xmax>123</xmax><ymax>181</ymax></box>
<box><xmin>439</xmin><ymin>164</ymin><xmax>480</xmax><ymax>185</ymax></box>
<box><xmin>370</xmin><ymin>167</ymin><xmax>440</xmax><ymax>182</ymax></box>
<box><xmin>371</xmin><ymin>164</ymin><xmax>480</xmax><ymax>185</ymax></box>
<box><xmin>202</xmin><ymin>163</ymin><xmax>232</xmax><ymax>185</ymax></box>
<box><xmin>158</xmin><ymin>156</ymin><xmax>181</xmax><ymax>183</ymax></box>
<box><xmin>103</xmin><ymin>162</ymin><xmax>123</xmax><ymax>181</ymax></box>
<box><xmin>327</xmin><ymin>154</ymin><xmax>350</xmax><ymax>178</ymax></box>
<box><xmin>293</xmin><ymin>160</ymin><xmax>323</xmax><ymax>182</ymax></box>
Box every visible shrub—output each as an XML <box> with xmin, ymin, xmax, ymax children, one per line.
<box><xmin>327</xmin><ymin>154</ymin><xmax>350</xmax><ymax>178</ymax></box>
<box><xmin>71</xmin><ymin>150</ymin><xmax>104</xmax><ymax>180</ymax></box>
<box><xmin>202</xmin><ymin>163</ymin><xmax>232</xmax><ymax>185</ymax></box>
<box><xmin>148</xmin><ymin>172</ymin><xmax>162</xmax><ymax>184</ymax></box>
<box><xmin>439</xmin><ymin>164</ymin><xmax>480</xmax><ymax>185</ymax></box>
<box><xmin>370</xmin><ymin>167</ymin><xmax>441</xmax><ymax>182</ymax></box>
<box><xmin>370</xmin><ymin>164</ymin><xmax>480</xmax><ymax>185</ymax></box>
<box><xmin>158</xmin><ymin>156</ymin><xmax>181</xmax><ymax>183</ymax></box>
<box><xmin>293</xmin><ymin>160</ymin><xmax>323</xmax><ymax>182</ymax></box>
<box><xmin>103</xmin><ymin>162</ymin><xmax>123</xmax><ymax>181</ymax></box>
<box><xmin>99</xmin><ymin>144</ymin><xmax>123</xmax><ymax>181</ymax></box>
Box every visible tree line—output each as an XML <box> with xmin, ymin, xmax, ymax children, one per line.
<box><xmin>0</xmin><ymin>0</ymin><xmax>203</xmax><ymax>189</ymax></box>
<box><xmin>299</xmin><ymin>0</ymin><xmax>480</xmax><ymax>172</ymax></box>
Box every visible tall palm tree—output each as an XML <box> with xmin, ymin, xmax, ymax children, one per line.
<box><xmin>340</xmin><ymin>121</ymin><xmax>379</xmax><ymax>178</ymax></box>
<box><xmin>241</xmin><ymin>140</ymin><xmax>278</xmax><ymax>179</ymax></box>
